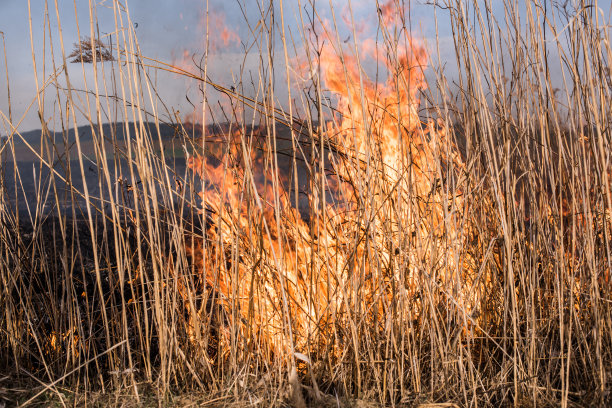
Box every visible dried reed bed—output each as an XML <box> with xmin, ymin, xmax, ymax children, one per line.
<box><xmin>0</xmin><ymin>0</ymin><xmax>610</xmax><ymax>407</ymax></box>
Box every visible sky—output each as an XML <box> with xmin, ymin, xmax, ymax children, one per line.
<box><xmin>0</xmin><ymin>0</ymin><xmax>610</xmax><ymax>133</ymax></box>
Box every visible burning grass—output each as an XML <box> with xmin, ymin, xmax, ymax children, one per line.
<box><xmin>1</xmin><ymin>0</ymin><xmax>611</xmax><ymax>406</ymax></box>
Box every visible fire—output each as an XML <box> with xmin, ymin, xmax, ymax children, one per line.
<box><xmin>183</xmin><ymin>128</ymin><xmax>339</xmax><ymax>352</ymax></box>
<box><xmin>173</xmin><ymin>9</ymin><xmax>240</xmax><ymax>70</ymax></box>
<box><xmin>206</xmin><ymin>10</ymin><xmax>240</xmax><ymax>52</ymax></box>
<box><xmin>46</xmin><ymin>329</ymin><xmax>80</xmax><ymax>360</ymax></box>
<box><xmin>314</xmin><ymin>4</ymin><xmax>478</xmax><ymax>323</ymax></box>
<box><xmin>180</xmin><ymin>1</ymin><xmax>479</xmax><ymax>358</ymax></box>
<box><xmin>171</xmin><ymin>8</ymin><xmax>241</xmax><ymax>127</ymax></box>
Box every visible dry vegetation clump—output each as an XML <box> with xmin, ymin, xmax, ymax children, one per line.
<box><xmin>68</xmin><ymin>37</ymin><xmax>115</xmax><ymax>63</ymax></box>
<box><xmin>0</xmin><ymin>0</ymin><xmax>610</xmax><ymax>407</ymax></box>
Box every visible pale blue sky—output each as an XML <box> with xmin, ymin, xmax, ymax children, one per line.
<box><xmin>0</xmin><ymin>1</ymin><xmax>610</xmax><ymax>132</ymax></box>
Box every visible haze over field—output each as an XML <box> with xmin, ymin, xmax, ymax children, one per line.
<box><xmin>1</xmin><ymin>0</ymin><xmax>593</xmax><ymax>134</ymax></box>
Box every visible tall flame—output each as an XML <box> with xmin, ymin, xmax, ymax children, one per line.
<box><xmin>182</xmin><ymin>1</ymin><xmax>476</xmax><ymax>357</ymax></box>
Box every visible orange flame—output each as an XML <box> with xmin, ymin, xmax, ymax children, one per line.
<box><xmin>206</xmin><ymin>10</ymin><xmax>240</xmax><ymax>52</ymax></box>
<box><xmin>171</xmin><ymin>9</ymin><xmax>241</xmax><ymax>128</ymax></box>
<box><xmin>181</xmin><ymin>0</ymin><xmax>475</xmax><ymax>357</ymax></box>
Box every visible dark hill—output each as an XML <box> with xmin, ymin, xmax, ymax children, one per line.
<box><xmin>5</xmin><ymin>122</ymin><xmax>181</xmax><ymax>145</ymax></box>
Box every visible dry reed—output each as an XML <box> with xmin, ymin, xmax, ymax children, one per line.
<box><xmin>0</xmin><ymin>0</ymin><xmax>610</xmax><ymax>407</ymax></box>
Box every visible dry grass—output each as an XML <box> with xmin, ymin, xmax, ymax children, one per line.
<box><xmin>0</xmin><ymin>0</ymin><xmax>610</xmax><ymax>407</ymax></box>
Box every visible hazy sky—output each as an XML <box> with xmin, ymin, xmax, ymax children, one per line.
<box><xmin>0</xmin><ymin>0</ymin><xmax>610</xmax><ymax>132</ymax></box>
<box><xmin>0</xmin><ymin>0</ymin><xmax>456</xmax><ymax>132</ymax></box>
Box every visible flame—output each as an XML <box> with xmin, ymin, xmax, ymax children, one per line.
<box><xmin>174</xmin><ymin>9</ymin><xmax>240</xmax><ymax>68</ymax></box>
<box><xmin>183</xmin><ymin>127</ymin><xmax>338</xmax><ymax>351</ymax></box>
<box><xmin>220</xmin><ymin>26</ymin><xmax>240</xmax><ymax>48</ymax></box>
<box><xmin>181</xmin><ymin>1</ymin><xmax>479</xmax><ymax>357</ymax></box>
<box><xmin>46</xmin><ymin>329</ymin><xmax>80</xmax><ymax>359</ymax></box>
<box><xmin>170</xmin><ymin>9</ymin><xmax>241</xmax><ymax>128</ymax></box>
<box><xmin>205</xmin><ymin>10</ymin><xmax>240</xmax><ymax>52</ymax></box>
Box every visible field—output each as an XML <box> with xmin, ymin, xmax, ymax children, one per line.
<box><xmin>0</xmin><ymin>1</ymin><xmax>610</xmax><ymax>407</ymax></box>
